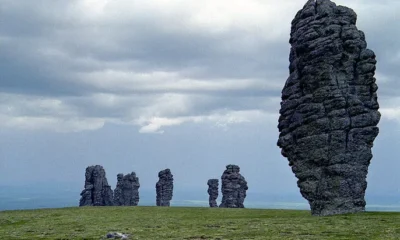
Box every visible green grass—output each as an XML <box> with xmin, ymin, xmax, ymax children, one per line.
<box><xmin>1</xmin><ymin>207</ymin><xmax>399</xmax><ymax>239</ymax></box>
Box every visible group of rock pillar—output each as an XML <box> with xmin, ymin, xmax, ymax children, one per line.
<box><xmin>79</xmin><ymin>165</ymin><xmax>141</xmax><ymax>207</ymax></box>
<box><xmin>79</xmin><ymin>0</ymin><xmax>380</xmax><ymax>216</ymax></box>
<box><xmin>207</xmin><ymin>164</ymin><xmax>248</xmax><ymax>208</ymax></box>
<box><xmin>79</xmin><ymin>165</ymin><xmax>174</xmax><ymax>207</ymax></box>
<box><xmin>79</xmin><ymin>164</ymin><xmax>248</xmax><ymax>208</ymax></box>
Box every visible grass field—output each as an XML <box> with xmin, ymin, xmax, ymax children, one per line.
<box><xmin>1</xmin><ymin>206</ymin><xmax>400</xmax><ymax>239</ymax></box>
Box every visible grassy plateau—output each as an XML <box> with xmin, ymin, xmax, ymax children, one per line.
<box><xmin>0</xmin><ymin>206</ymin><xmax>400</xmax><ymax>239</ymax></box>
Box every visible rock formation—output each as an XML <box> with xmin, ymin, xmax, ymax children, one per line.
<box><xmin>207</xmin><ymin>179</ymin><xmax>219</xmax><ymax>207</ymax></box>
<box><xmin>79</xmin><ymin>165</ymin><xmax>114</xmax><ymax>206</ymax></box>
<box><xmin>156</xmin><ymin>169</ymin><xmax>174</xmax><ymax>206</ymax></box>
<box><xmin>219</xmin><ymin>165</ymin><xmax>248</xmax><ymax>208</ymax></box>
<box><xmin>277</xmin><ymin>0</ymin><xmax>380</xmax><ymax>216</ymax></box>
<box><xmin>104</xmin><ymin>232</ymin><xmax>130</xmax><ymax>239</ymax></box>
<box><xmin>114</xmin><ymin>172</ymin><xmax>140</xmax><ymax>206</ymax></box>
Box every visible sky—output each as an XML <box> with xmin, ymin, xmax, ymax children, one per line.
<box><xmin>0</xmin><ymin>0</ymin><xmax>400</xmax><ymax>204</ymax></box>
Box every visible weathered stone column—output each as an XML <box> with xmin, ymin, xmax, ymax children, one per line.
<box><xmin>278</xmin><ymin>0</ymin><xmax>380</xmax><ymax>216</ymax></box>
<box><xmin>219</xmin><ymin>165</ymin><xmax>248</xmax><ymax>208</ymax></box>
<box><xmin>207</xmin><ymin>179</ymin><xmax>219</xmax><ymax>207</ymax></box>
<box><xmin>79</xmin><ymin>165</ymin><xmax>114</xmax><ymax>206</ymax></box>
<box><xmin>114</xmin><ymin>172</ymin><xmax>140</xmax><ymax>206</ymax></box>
<box><xmin>156</xmin><ymin>169</ymin><xmax>174</xmax><ymax>206</ymax></box>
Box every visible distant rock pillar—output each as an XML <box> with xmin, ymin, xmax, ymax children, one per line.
<box><xmin>219</xmin><ymin>165</ymin><xmax>248</xmax><ymax>208</ymax></box>
<box><xmin>156</xmin><ymin>169</ymin><xmax>174</xmax><ymax>206</ymax></box>
<box><xmin>79</xmin><ymin>165</ymin><xmax>114</xmax><ymax>206</ymax></box>
<box><xmin>207</xmin><ymin>179</ymin><xmax>219</xmax><ymax>207</ymax></box>
<box><xmin>114</xmin><ymin>172</ymin><xmax>140</xmax><ymax>206</ymax></box>
<box><xmin>113</xmin><ymin>174</ymin><xmax>124</xmax><ymax>206</ymax></box>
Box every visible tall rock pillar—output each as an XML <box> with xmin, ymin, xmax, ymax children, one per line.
<box><xmin>156</xmin><ymin>169</ymin><xmax>174</xmax><ymax>206</ymax></box>
<box><xmin>219</xmin><ymin>165</ymin><xmax>248</xmax><ymax>208</ymax></box>
<box><xmin>278</xmin><ymin>0</ymin><xmax>380</xmax><ymax>216</ymax></box>
<box><xmin>79</xmin><ymin>165</ymin><xmax>114</xmax><ymax>206</ymax></box>
<box><xmin>207</xmin><ymin>179</ymin><xmax>219</xmax><ymax>207</ymax></box>
<box><xmin>114</xmin><ymin>172</ymin><xmax>140</xmax><ymax>206</ymax></box>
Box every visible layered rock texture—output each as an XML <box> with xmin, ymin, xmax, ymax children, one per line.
<box><xmin>207</xmin><ymin>179</ymin><xmax>219</xmax><ymax>207</ymax></box>
<box><xmin>277</xmin><ymin>0</ymin><xmax>380</xmax><ymax>216</ymax></box>
<box><xmin>79</xmin><ymin>165</ymin><xmax>114</xmax><ymax>206</ymax></box>
<box><xmin>156</xmin><ymin>169</ymin><xmax>174</xmax><ymax>206</ymax></box>
<box><xmin>114</xmin><ymin>172</ymin><xmax>140</xmax><ymax>206</ymax></box>
<box><xmin>219</xmin><ymin>165</ymin><xmax>248</xmax><ymax>208</ymax></box>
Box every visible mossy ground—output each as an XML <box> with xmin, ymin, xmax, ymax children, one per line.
<box><xmin>0</xmin><ymin>206</ymin><xmax>399</xmax><ymax>239</ymax></box>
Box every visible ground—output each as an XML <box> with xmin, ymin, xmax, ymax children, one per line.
<box><xmin>1</xmin><ymin>206</ymin><xmax>399</xmax><ymax>239</ymax></box>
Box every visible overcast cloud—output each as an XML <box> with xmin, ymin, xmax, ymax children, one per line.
<box><xmin>1</xmin><ymin>0</ymin><xmax>399</xmax><ymax>132</ymax></box>
<box><xmin>0</xmin><ymin>0</ymin><xmax>399</xmax><ymax>204</ymax></box>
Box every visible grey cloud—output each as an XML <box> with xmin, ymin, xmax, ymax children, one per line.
<box><xmin>0</xmin><ymin>37</ymin><xmax>92</xmax><ymax>96</ymax></box>
<box><xmin>0</xmin><ymin>0</ymin><xmax>74</xmax><ymax>38</ymax></box>
<box><xmin>0</xmin><ymin>0</ymin><xmax>399</xmax><ymax>132</ymax></box>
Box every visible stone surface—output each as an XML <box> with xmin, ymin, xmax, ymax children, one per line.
<box><xmin>104</xmin><ymin>232</ymin><xmax>130</xmax><ymax>239</ymax></box>
<box><xmin>219</xmin><ymin>165</ymin><xmax>248</xmax><ymax>208</ymax></box>
<box><xmin>277</xmin><ymin>0</ymin><xmax>380</xmax><ymax>216</ymax></box>
<box><xmin>156</xmin><ymin>169</ymin><xmax>174</xmax><ymax>206</ymax></box>
<box><xmin>114</xmin><ymin>172</ymin><xmax>140</xmax><ymax>206</ymax></box>
<box><xmin>207</xmin><ymin>179</ymin><xmax>219</xmax><ymax>207</ymax></box>
<box><xmin>79</xmin><ymin>165</ymin><xmax>114</xmax><ymax>206</ymax></box>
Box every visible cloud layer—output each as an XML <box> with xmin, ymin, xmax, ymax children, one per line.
<box><xmin>1</xmin><ymin>0</ymin><xmax>399</xmax><ymax>133</ymax></box>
